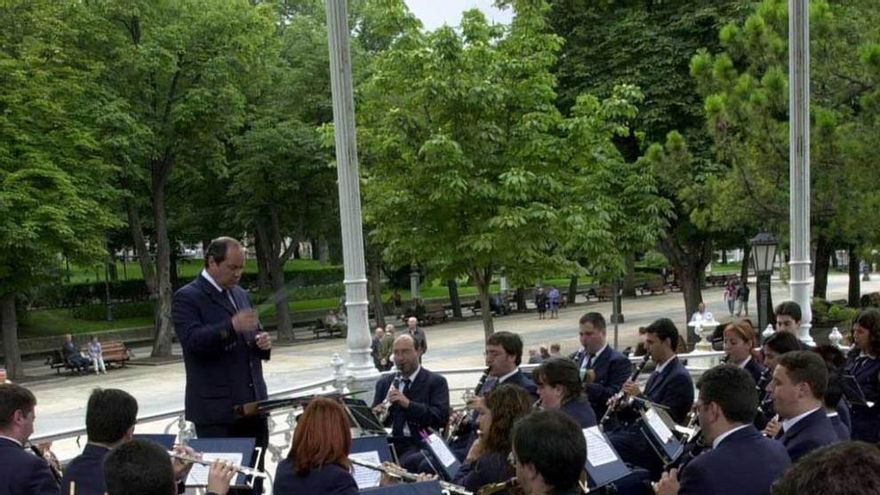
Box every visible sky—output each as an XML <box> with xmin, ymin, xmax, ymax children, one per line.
<box><xmin>403</xmin><ymin>0</ymin><xmax>513</xmax><ymax>31</ymax></box>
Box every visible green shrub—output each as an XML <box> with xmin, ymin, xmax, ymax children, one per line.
<box><xmin>72</xmin><ymin>301</ymin><xmax>155</xmax><ymax>321</ymax></box>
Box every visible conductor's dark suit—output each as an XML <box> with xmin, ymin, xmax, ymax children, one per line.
<box><xmin>572</xmin><ymin>346</ymin><xmax>632</xmax><ymax>419</ymax></box>
<box><xmin>61</xmin><ymin>444</ymin><xmax>110</xmax><ymax>495</ymax></box>
<box><xmin>0</xmin><ymin>437</ymin><xmax>59</xmax><ymax>495</ymax></box>
<box><xmin>779</xmin><ymin>408</ymin><xmax>839</xmax><ymax>462</ymax></box>
<box><xmin>677</xmin><ymin>425</ymin><xmax>790</xmax><ymax>495</ymax></box>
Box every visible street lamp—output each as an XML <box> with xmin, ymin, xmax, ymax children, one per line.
<box><xmin>751</xmin><ymin>232</ymin><xmax>779</xmax><ymax>333</ymax></box>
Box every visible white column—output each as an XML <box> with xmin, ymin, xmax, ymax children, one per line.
<box><xmin>325</xmin><ymin>0</ymin><xmax>379</xmax><ymax>394</ymax></box>
<box><xmin>410</xmin><ymin>267</ymin><xmax>421</xmax><ymax>300</ymax></box>
<box><xmin>789</xmin><ymin>0</ymin><xmax>814</xmax><ymax>346</ymax></box>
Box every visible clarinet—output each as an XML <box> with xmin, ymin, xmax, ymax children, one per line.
<box><xmin>448</xmin><ymin>367</ymin><xmax>491</xmax><ymax>442</ymax></box>
<box><xmin>376</xmin><ymin>372</ymin><xmax>402</xmax><ymax>425</ymax></box>
<box><xmin>599</xmin><ymin>355</ymin><xmax>650</xmax><ymax>429</ymax></box>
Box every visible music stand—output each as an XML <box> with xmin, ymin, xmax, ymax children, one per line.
<box><xmin>351</xmin><ymin>436</ymin><xmax>396</xmax><ymax>490</ymax></box>
<box><xmin>420</xmin><ymin>431</ymin><xmax>461</xmax><ymax>481</ymax></box>
<box><xmin>344</xmin><ymin>398</ymin><xmax>389</xmax><ymax>436</ymax></box>
<box><xmin>637</xmin><ymin>404</ymin><xmax>684</xmax><ymax>465</ymax></box>
<box><xmin>841</xmin><ymin>374</ymin><xmax>876</xmax><ymax>408</ymax></box>
<box><xmin>581</xmin><ymin>426</ymin><xmax>631</xmax><ymax>490</ymax></box>
<box><xmin>185</xmin><ymin>437</ymin><xmax>257</xmax><ymax>489</ymax></box>
<box><xmin>133</xmin><ymin>434</ymin><xmax>176</xmax><ymax>450</ymax></box>
<box><xmin>361</xmin><ymin>480</ymin><xmax>445</xmax><ymax>495</ymax></box>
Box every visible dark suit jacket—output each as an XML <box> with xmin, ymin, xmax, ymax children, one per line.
<box><xmin>273</xmin><ymin>459</ymin><xmax>358</xmax><ymax>495</ymax></box>
<box><xmin>172</xmin><ymin>275</ymin><xmax>270</xmax><ymax>425</ymax></box>
<box><xmin>560</xmin><ymin>397</ymin><xmax>597</xmax><ymax>428</ymax></box>
<box><xmin>828</xmin><ymin>414</ymin><xmax>850</xmax><ymax>440</ymax></box>
<box><xmin>844</xmin><ymin>354</ymin><xmax>880</xmax><ymax>443</ymax></box>
<box><xmin>372</xmin><ymin>368</ymin><xmax>449</xmax><ymax>438</ymax></box>
<box><xmin>780</xmin><ymin>408</ymin><xmax>840</xmax><ymax>462</ymax></box>
<box><xmin>572</xmin><ymin>346</ymin><xmax>632</xmax><ymax>419</ymax></box>
<box><xmin>743</xmin><ymin>358</ymin><xmax>767</xmax><ymax>387</ymax></box>
<box><xmin>500</xmin><ymin>368</ymin><xmax>538</xmax><ymax>399</ymax></box>
<box><xmin>453</xmin><ymin>451</ymin><xmax>512</xmax><ymax>494</ymax></box>
<box><xmin>61</xmin><ymin>443</ymin><xmax>110</xmax><ymax>495</ymax></box>
<box><xmin>643</xmin><ymin>357</ymin><xmax>694</xmax><ymax>424</ymax></box>
<box><xmin>678</xmin><ymin>425</ymin><xmax>790</xmax><ymax>495</ymax></box>
<box><xmin>0</xmin><ymin>437</ymin><xmax>59</xmax><ymax>495</ymax></box>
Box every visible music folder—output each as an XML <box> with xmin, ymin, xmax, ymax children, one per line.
<box><xmin>351</xmin><ymin>436</ymin><xmax>395</xmax><ymax>490</ymax></box>
<box><xmin>361</xmin><ymin>480</ymin><xmax>445</xmax><ymax>494</ymax></box>
<box><xmin>420</xmin><ymin>431</ymin><xmax>461</xmax><ymax>481</ymax></box>
<box><xmin>582</xmin><ymin>426</ymin><xmax>630</xmax><ymax>489</ymax></box>
<box><xmin>841</xmin><ymin>374</ymin><xmax>876</xmax><ymax>407</ymax></box>
<box><xmin>344</xmin><ymin>397</ymin><xmax>389</xmax><ymax>436</ymax></box>
<box><xmin>185</xmin><ymin>437</ymin><xmax>256</xmax><ymax>489</ymax></box>
<box><xmin>637</xmin><ymin>404</ymin><xmax>684</xmax><ymax>465</ymax></box>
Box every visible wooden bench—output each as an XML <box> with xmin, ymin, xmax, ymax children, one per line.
<box><xmin>99</xmin><ymin>341</ymin><xmax>133</xmax><ymax>367</ymax></box>
<box><xmin>45</xmin><ymin>351</ymin><xmax>77</xmax><ymax>375</ymax></box>
<box><xmin>595</xmin><ymin>285</ymin><xmax>615</xmax><ymax>301</ymax></box>
<box><xmin>312</xmin><ymin>318</ymin><xmax>344</xmax><ymax>339</ymax></box>
<box><xmin>423</xmin><ymin>303</ymin><xmax>448</xmax><ymax>326</ymax></box>
<box><xmin>639</xmin><ymin>278</ymin><xmax>667</xmax><ymax>295</ymax></box>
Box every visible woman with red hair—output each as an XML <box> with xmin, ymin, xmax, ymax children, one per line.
<box><xmin>274</xmin><ymin>397</ymin><xmax>357</xmax><ymax>495</ymax></box>
<box><xmin>722</xmin><ymin>319</ymin><xmax>766</xmax><ymax>385</ymax></box>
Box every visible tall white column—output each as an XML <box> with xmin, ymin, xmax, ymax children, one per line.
<box><xmin>325</xmin><ymin>0</ymin><xmax>379</xmax><ymax>393</ymax></box>
<box><xmin>789</xmin><ymin>0</ymin><xmax>814</xmax><ymax>346</ymax></box>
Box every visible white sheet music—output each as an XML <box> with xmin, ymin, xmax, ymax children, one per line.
<box><xmin>350</xmin><ymin>451</ymin><xmax>382</xmax><ymax>489</ymax></box>
<box><xmin>185</xmin><ymin>453</ymin><xmax>243</xmax><ymax>486</ymax></box>
<box><xmin>645</xmin><ymin>408</ymin><xmax>674</xmax><ymax>443</ymax></box>
<box><xmin>425</xmin><ymin>433</ymin><xmax>457</xmax><ymax>468</ymax></box>
<box><xmin>582</xmin><ymin>427</ymin><xmax>618</xmax><ymax>467</ymax></box>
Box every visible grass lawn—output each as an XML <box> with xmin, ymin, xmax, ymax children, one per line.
<box><xmin>19</xmin><ymin>308</ymin><xmax>155</xmax><ymax>337</ymax></box>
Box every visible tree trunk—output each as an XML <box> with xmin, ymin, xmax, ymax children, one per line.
<box><xmin>567</xmin><ymin>276</ymin><xmax>578</xmax><ymax>305</ymax></box>
<box><xmin>318</xmin><ymin>236</ymin><xmax>330</xmax><ymax>264</ymax></box>
<box><xmin>473</xmin><ymin>267</ymin><xmax>494</xmax><ymax>338</ymax></box>
<box><xmin>447</xmin><ymin>280</ymin><xmax>463</xmax><ymax>318</ymax></box>
<box><xmin>369</xmin><ymin>259</ymin><xmax>386</xmax><ymax>329</ymax></box>
<box><xmin>267</xmin><ymin>212</ymin><xmax>294</xmax><ymax>342</ymax></box>
<box><xmin>813</xmin><ymin>234</ymin><xmax>831</xmax><ymax>299</ymax></box>
<box><xmin>0</xmin><ymin>293</ymin><xmax>22</xmax><ymax>381</ymax></box>
<box><xmin>657</xmin><ymin>234</ymin><xmax>712</xmax><ymax>348</ymax></box>
<box><xmin>126</xmin><ymin>198</ymin><xmax>157</xmax><ymax>296</ymax></box>
<box><xmin>253</xmin><ymin>229</ymin><xmax>270</xmax><ymax>291</ymax></box>
<box><xmin>740</xmin><ymin>243</ymin><xmax>751</xmax><ymax>282</ymax></box>
<box><xmin>515</xmin><ymin>287</ymin><xmax>527</xmax><ymax>312</ymax></box>
<box><xmin>622</xmin><ymin>253</ymin><xmax>637</xmax><ymax>297</ymax></box>
<box><xmin>677</xmin><ymin>264</ymin><xmax>705</xmax><ymax>348</ymax></box>
<box><xmin>721</xmin><ymin>249</ymin><xmax>728</xmax><ymax>265</ymax></box>
<box><xmin>150</xmin><ymin>161</ymin><xmax>175</xmax><ymax>358</ymax></box>
<box><xmin>169</xmin><ymin>248</ymin><xmax>180</xmax><ymax>290</ymax></box>
<box><xmin>849</xmin><ymin>244</ymin><xmax>861</xmax><ymax>307</ymax></box>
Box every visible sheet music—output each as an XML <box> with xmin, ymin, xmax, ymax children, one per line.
<box><xmin>185</xmin><ymin>453</ymin><xmax>243</xmax><ymax>486</ymax></box>
<box><xmin>582</xmin><ymin>427</ymin><xmax>619</xmax><ymax>467</ymax></box>
<box><xmin>425</xmin><ymin>433</ymin><xmax>457</xmax><ymax>468</ymax></box>
<box><xmin>350</xmin><ymin>451</ymin><xmax>382</xmax><ymax>489</ymax></box>
<box><xmin>645</xmin><ymin>408</ymin><xmax>674</xmax><ymax>443</ymax></box>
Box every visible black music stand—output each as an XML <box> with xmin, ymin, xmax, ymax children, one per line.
<box><xmin>419</xmin><ymin>431</ymin><xmax>461</xmax><ymax>481</ymax></box>
<box><xmin>581</xmin><ymin>426</ymin><xmax>631</xmax><ymax>490</ymax></box>
<box><xmin>344</xmin><ymin>398</ymin><xmax>389</xmax><ymax>436</ymax></box>
<box><xmin>841</xmin><ymin>374</ymin><xmax>876</xmax><ymax>407</ymax></box>
<box><xmin>361</xmin><ymin>480</ymin><xmax>445</xmax><ymax>495</ymax></box>
<box><xmin>351</xmin><ymin>436</ymin><xmax>396</xmax><ymax>490</ymax></box>
<box><xmin>185</xmin><ymin>437</ymin><xmax>257</xmax><ymax>489</ymax></box>
<box><xmin>133</xmin><ymin>433</ymin><xmax>176</xmax><ymax>450</ymax></box>
<box><xmin>637</xmin><ymin>404</ymin><xmax>684</xmax><ymax>466</ymax></box>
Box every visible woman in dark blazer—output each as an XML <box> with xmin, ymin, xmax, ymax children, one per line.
<box><xmin>273</xmin><ymin>397</ymin><xmax>358</xmax><ymax>495</ymax></box>
<box><xmin>453</xmin><ymin>384</ymin><xmax>532</xmax><ymax>494</ymax></box>
<box><xmin>533</xmin><ymin>357</ymin><xmax>597</xmax><ymax>428</ymax></box>
<box><xmin>722</xmin><ymin>319</ymin><xmax>766</xmax><ymax>385</ymax></box>
<box><xmin>844</xmin><ymin>308</ymin><xmax>880</xmax><ymax>443</ymax></box>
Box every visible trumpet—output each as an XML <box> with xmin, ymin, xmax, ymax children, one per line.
<box><xmin>599</xmin><ymin>355</ymin><xmax>650</xmax><ymax>428</ymax></box>
<box><xmin>348</xmin><ymin>457</ymin><xmax>473</xmax><ymax>495</ymax></box>
<box><xmin>375</xmin><ymin>372</ymin><xmax>402</xmax><ymax>424</ymax></box>
<box><xmin>447</xmin><ymin>367</ymin><xmax>491</xmax><ymax>442</ymax></box>
<box><xmin>167</xmin><ymin>451</ymin><xmax>268</xmax><ymax>480</ymax></box>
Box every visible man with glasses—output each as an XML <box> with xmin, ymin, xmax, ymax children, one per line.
<box><xmin>570</xmin><ymin>312</ymin><xmax>631</xmax><ymax>419</ymax></box>
<box><xmin>510</xmin><ymin>410</ymin><xmax>585</xmax><ymax>495</ymax></box>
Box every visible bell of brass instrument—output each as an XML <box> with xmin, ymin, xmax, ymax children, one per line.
<box><xmin>349</xmin><ymin>457</ymin><xmax>473</xmax><ymax>495</ymax></box>
<box><xmin>447</xmin><ymin>367</ymin><xmax>491</xmax><ymax>442</ymax></box>
<box><xmin>376</xmin><ymin>372</ymin><xmax>402</xmax><ymax>425</ymax></box>
<box><xmin>476</xmin><ymin>477</ymin><xmax>518</xmax><ymax>495</ymax></box>
<box><xmin>599</xmin><ymin>355</ymin><xmax>650</xmax><ymax>429</ymax></box>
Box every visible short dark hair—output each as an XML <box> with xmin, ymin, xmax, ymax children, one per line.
<box><xmin>512</xmin><ymin>410</ymin><xmax>585</xmax><ymax>490</ymax></box>
<box><xmin>0</xmin><ymin>384</ymin><xmax>36</xmax><ymax>429</ymax></box>
<box><xmin>777</xmin><ymin>351</ymin><xmax>828</xmax><ymax>400</ymax></box>
<box><xmin>645</xmin><ymin>318</ymin><xmax>679</xmax><ymax>350</ymax></box>
<box><xmin>104</xmin><ymin>439</ymin><xmax>176</xmax><ymax>495</ymax></box>
<box><xmin>486</xmin><ymin>331</ymin><xmax>524</xmax><ymax>366</ymax></box>
<box><xmin>764</xmin><ymin>331</ymin><xmax>800</xmax><ymax>355</ymax></box>
<box><xmin>771</xmin><ymin>441</ymin><xmax>880</xmax><ymax>495</ymax></box>
<box><xmin>774</xmin><ymin>301</ymin><xmax>802</xmax><ymax>323</ymax></box>
<box><xmin>204</xmin><ymin>236</ymin><xmax>242</xmax><ymax>268</ymax></box>
<box><xmin>532</xmin><ymin>358</ymin><xmax>582</xmax><ymax>401</ymax></box>
<box><xmin>578</xmin><ymin>312</ymin><xmax>606</xmax><ymax>331</ymax></box>
<box><xmin>855</xmin><ymin>308</ymin><xmax>880</xmax><ymax>356</ymax></box>
<box><xmin>697</xmin><ymin>365</ymin><xmax>757</xmax><ymax>424</ymax></box>
<box><xmin>811</xmin><ymin>345</ymin><xmax>846</xmax><ymax>369</ymax></box>
<box><xmin>87</xmin><ymin>389</ymin><xmax>138</xmax><ymax>444</ymax></box>
<box><xmin>824</xmin><ymin>369</ymin><xmax>844</xmax><ymax>410</ymax></box>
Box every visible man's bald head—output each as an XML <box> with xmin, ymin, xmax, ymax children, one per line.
<box><xmin>393</xmin><ymin>335</ymin><xmax>419</xmax><ymax>375</ymax></box>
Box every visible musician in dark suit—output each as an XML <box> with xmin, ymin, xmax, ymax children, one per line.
<box><xmin>511</xmin><ymin>410</ymin><xmax>585</xmax><ymax>495</ymax></box>
<box><xmin>769</xmin><ymin>351</ymin><xmax>839</xmax><ymax>462</ymax></box>
<box><xmin>0</xmin><ymin>384</ymin><xmax>58</xmax><ymax>495</ymax></box>
<box><xmin>274</xmin><ymin>398</ymin><xmax>358</xmax><ymax>495</ymax></box>
<box><xmin>533</xmin><ymin>358</ymin><xmax>597</xmax><ymax>428</ymax></box>
<box><xmin>843</xmin><ymin>308</ymin><xmax>880</xmax><ymax>443</ymax></box>
<box><xmin>654</xmin><ymin>365</ymin><xmax>790</xmax><ymax>495</ymax></box>
<box><xmin>570</xmin><ymin>312</ymin><xmax>631</xmax><ymax>419</ymax></box>
<box><xmin>372</xmin><ymin>334</ymin><xmax>449</xmax><ymax>470</ymax></box>
<box><xmin>722</xmin><ymin>320</ymin><xmax>767</xmax><ymax>385</ymax></box>
<box><xmin>607</xmin><ymin>318</ymin><xmax>694</xmax><ymax>480</ymax></box>
<box><xmin>773</xmin><ymin>301</ymin><xmax>811</xmax><ymax>350</ymax></box>
<box><xmin>756</xmin><ymin>332</ymin><xmax>802</xmax><ymax>430</ymax></box>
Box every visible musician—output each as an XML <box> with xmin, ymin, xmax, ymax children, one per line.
<box><xmin>843</xmin><ymin>308</ymin><xmax>880</xmax><ymax>443</ymax></box>
<box><xmin>756</xmin><ymin>331</ymin><xmax>801</xmax><ymax>430</ymax></box>
<box><xmin>62</xmin><ymin>388</ymin><xmax>196</xmax><ymax>495</ymax></box>
<box><xmin>607</xmin><ymin>318</ymin><xmax>693</xmax><ymax>479</ymax></box>
<box><xmin>172</xmin><ymin>237</ymin><xmax>272</xmax><ymax>494</ymax></box>
<box><xmin>722</xmin><ymin>320</ymin><xmax>766</xmax><ymax>385</ymax></box>
<box><xmin>808</xmin><ymin>345</ymin><xmax>852</xmax><ymax>435</ymax></box>
<box><xmin>773</xmin><ymin>301</ymin><xmax>811</xmax><ymax>349</ymax></box>
<box><xmin>654</xmin><ymin>365</ymin><xmax>790</xmax><ymax>495</ymax></box>
<box><xmin>570</xmin><ymin>312</ymin><xmax>631</xmax><ymax>419</ymax></box>
<box><xmin>0</xmin><ymin>384</ymin><xmax>58</xmax><ymax>495</ymax></box>
<box><xmin>274</xmin><ymin>398</ymin><xmax>358</xmax><ymax>495</ymax></box>
<box><xmin>371</xmin><ymin>335</ymin><xmax>449</xmax><ymax>469</ymax></box>
<box><xmin>511</xmin><ymin>410</ymin><xmax>586</xmax><ymax>495</ymax></box>
<box><xmin>770</xmin><ymin>441</ymin><xmax>880</xmax><ymax>495</ymax></box>
<box><xmin>823</xmin><ymin>370</ymin><xmax>850</xmax><ymax>440</ymax></box>
<box><xmin>533</xmin><ymin>358</ymin><xmax>597</xmax><ymax>428</ymax></box>
<box><xmin>768</xmin><ymin>351</ymin><xmax>839</xmax><ymax>462</ymax></box>
<box><xmin>453</xmin><ymin>384</ymin><xmax>532</xmax><ymax>494</ymax></box>
<box><xmin>105</xmin><ymin>439</ymin><xmax>236</xmax><ymax>495</ymax></box>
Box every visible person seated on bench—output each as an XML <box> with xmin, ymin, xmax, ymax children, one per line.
<box><xmin>87</xmin><ymin>336</ymin><xmax>107</xmax><ymax>375</ymax></box>
<box><xmin>61</xmin><ymin>334</ymin><xmax>90</xmax><ymax>374</ymax></box>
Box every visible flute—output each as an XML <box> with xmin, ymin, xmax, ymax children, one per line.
<box><xmin>168</xmin><ymin>451</ymin><xmax>268</xmax><ymax>479</ymax></box>
<box><xmin>348</xmin><ymin>457</ymin><xmax>473</xmax><ymax>495</ymax></box>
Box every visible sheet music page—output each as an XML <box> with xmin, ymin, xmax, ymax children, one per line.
<box><xmin>185</xmin><ymin>453</ymin><xmax>243</xmax><ymax>486</ymax></box>
<box><xmin>426</xmin><ymin>433</ymin><xmax>457</xmax><ymax>468</ymax></box>
<box><xmin>350</xmin><ymin>451</ymin><xmax>382</xmax><ymax>489</ymax></box>
<box><xmin>582</xmin><ymin>427</ymin><xmax>618</xmax><ymax>467</ymax></box>
<box><xmin>645</xmin><ymin>408</ymin><xmax>674</xmax><ymax>443</ymax></box>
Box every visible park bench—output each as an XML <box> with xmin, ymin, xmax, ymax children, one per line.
<box><xmin>45</xmin><ymin>340</ymin><xmax>132</xmax><ymax>375</ymax></box>
<box><xmin>639</xmin><ymin>278</ymin><xmax>668</xmax><ymax>295</ymax></box>
<box><xmin>595</xmin><ymin>285</ymin><xmax>615</xmax><ymax>301</ymax></box>
<box><xmin>312</xmin><ymin>318</ymin><xmax>344</xmax><ymax>339</ymax></box>
<box><xmin>45</xmin><ymin>351</ymin><xmax>78</xmax><ymax>375</ymax></box>
<box><xmin>423</xmin><ymin>303</ymin><xmax>448</xmax><ymax>326</ymax></box>
<box><xmin>705</xmin><ymin>274</ymin><xmax>729</xmax><ymax>287</ymax></box>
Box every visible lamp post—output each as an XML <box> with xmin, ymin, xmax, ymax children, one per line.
<box><xmin>751</xmin><ymin>233</ymin><xmax>779</xmax><ymax>333</ymax></box>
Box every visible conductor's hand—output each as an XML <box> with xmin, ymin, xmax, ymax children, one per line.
<box><xmin>622</xmin><ymin>380</ymin><xmax>642</xmax><ymax>397</ymax></box>
<box><xmin>232</xmin><ymin>310</ymin><xmax>259</xmax><ymax>333</ymax></box>
<box><xmin>388</xmin><ymin>388</ymin><xmax>411</xmax><ymax>409</ymax></box>
<box><xmin>654</xmin><ymin>468</ymin><xmax>680</xmax><ymax>495</ymax></box>
<box><xmin>171</xmin><ymin>444</ymin><xmax>199</xmax><ymax>482</ymax></box>
<box><xmin>255</xmin><ymin>331</ymin><xmax>272</xmax><ymax>351</ymax></box>
<box><xmin>207</xmin><ymin>460</ymin><xmax>237</xmax><ymax>495</ymax></box>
